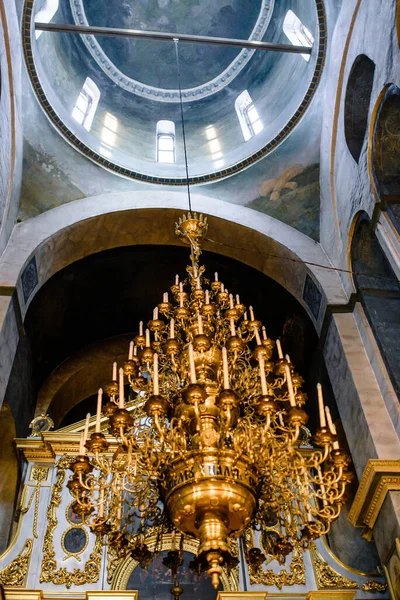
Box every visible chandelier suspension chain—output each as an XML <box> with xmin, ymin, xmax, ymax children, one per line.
<box><xmin>174</xmin><ymin>40</ymin><xmax>192</xmax><ymax>214</ymax></box>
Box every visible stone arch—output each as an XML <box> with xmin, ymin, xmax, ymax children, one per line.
<box><xmin>0</xmin><ymin>193</ymin><xmax>347</xmax><ymax>329</ymax></box>
<box><xmin>351</xmin><ymin>211</ymin><xmax>400</xmax><ymax>398</ymax></box>
<box><xmin>344</xmin><ymin>54</ymin><xmax>375</xmax><ymax>163</ymax></box>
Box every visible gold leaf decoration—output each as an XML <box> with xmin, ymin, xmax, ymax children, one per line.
<box><xmin>0</xmin><ymin>539</ymin><xmax>33</xmax><ymax>586</ymax></box>
<box><xmin>40</xmin><ymin>456</ymin><xmax>102</xmax><ymax>588</ymax></box>
<box><xmin>248</xmin><ymin>548</ymin><xmax>306</xmax><ymax>589</ymax></box>
<box><xmin>362</xmin><ymin>580</ymin><xmax>388</xmax><ymax>592</ymax></box>
<box><xmin>310</xmin><ymin>544</ymin><xmax>359</xmax><ymax>589</ymax></box>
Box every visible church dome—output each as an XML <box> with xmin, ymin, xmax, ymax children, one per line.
<box><xmin>24</xmin><ymin>0</ymin><xmax>325</xmax><ymax>183</ymax></box>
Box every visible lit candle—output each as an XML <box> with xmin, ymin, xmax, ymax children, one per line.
<box><xmin>83</xmin><ymin>413</ymin><xmax>90</xmax><ymax>445</ymax></box>
<box><xmin>145</xmin><ymin>329</ymin><xmax>150</xmax><ymax>347</ymax></box>
<box><xmin>175</xmin><ymin>275</ymin><xmax>179</xmax><ymax>285</ymax></box>
<box><xmin>170</xmin><ymin>318</ymin><xmax>175</xmax><ymax>339</ymax></box>
<box><xmin>258</xmin><ymin>356</ymin><xmax>268</xmax><ymax>396</ymax></box>
<box><xmin>236</xmin><ymin>294</ymin><xmax>240</xmax><ymax>305</ymax></box>
<box><xmin>153</xmin><ymin>353</ymin><xmax>159</xmax><ymax>395</ymax></box>
<box><xmin>214</xmin><ymin>272</ymin><xmax>218</xmax><ymax>282</ymax></box>
<box><xmin>153</xmin><ymin>307</ymin><xmax>158</xmax><ymax>320</ymax></box>
<box><xmin>188</xmin><ymin>343</ymin><xmax>196</xmax><ymax>384</ymax></box>
<box><xmin>112</xmin><ymin>361</ymin><xmax>117</xmax><ymax>381</ymax></box>
<box><xmin>276</xmin><ymin>339</ymin><xmax>284</xmax><ymax>359</ymax></box>
<box><xmin>205</xmin><ymin>290</ymin><xmax>210</xmax><ymax>304</ymax></box>
<box><xmin>222</xmin><ymin>347</ymin><xmax>230</xmax><ymax>389</ymax></box>
<box><xmin>139</xmin><ymin>321</ymin><xmax>143</xmax><ymax>336</ymax></box>
<box><xmin>229</xmin><ymin>294</ymin><xmax>234</xmax><ymax>309</ymax></box>
<box><xmin>95</xmin><ymin>389</ymin><xmax>103</xmax><ymax>433</ymax></box>
<box><xmin>249</xmin><ymin>306</ymin><xmax>255</xmax><ymax>321</ymax></box>
<box><xmin>284</xmin><ymin>355</ymin><xmax>296</xmax><ymax>407</ymax></box>
<box><xmin>262</xmin><ymin>326</ymin><xmax>267</xmax><ymax>340</ymax></box>
<box><xmin>317</xmin><ymin>383</ymin><xmax>326</xmax><ymax>428</ymax></box>
<box><xmin>254</xmin><ymin>327</ymin><xmax>262</xmax><ymax>346</ymax></box>
<box><xmin>119</xmin><ymin>368</ymin><xmax>125</xmax><ymax>408</ymax></box>
<box><xmin>197</xmin><ymin>314</ymin><xmax>203</xmax><ymax>334</ymax></box>
<box><xmin>230</xmin><ymin>318</ymin><xmax>236</xmax><ymax>337</ymax></box>
<box><xmin>128</xmin><ymin>341</ymin><xmax>134</xmax><ymax>360</ymax></box>
<box><xmin>163</xmin><ymin>292</ymin><xmax>168</xmax><ymax>303</ymax></box>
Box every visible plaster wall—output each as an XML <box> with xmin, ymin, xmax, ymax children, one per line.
<box><xmin>0</xmin><ymin>0</ymin><xmax>23</xmax><ymax>254</ymax></box>
<box><xmin>319</xmin><ymin>0</ymin><xmax>400</xmax><ymax>294</ymax></box>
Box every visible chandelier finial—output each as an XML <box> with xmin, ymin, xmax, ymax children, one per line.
<box><xmin>175</xmin><ymin>212</ymin><xmax>208</xmax><ymax>264</ymax></box>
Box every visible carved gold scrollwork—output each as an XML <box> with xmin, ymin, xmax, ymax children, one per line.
<box><xmin>0</xmin><ymin>539</ymin><xmax>33</xmax><ymax>586</ymax></box>
<box><xmin>310</xmin><ymin>545</ymin><xmax>359</xmax><ymax>589</ymax></box>
<box><xmin>362</xmin><ymin>580</ymin><xmax>388</xmax><ymax>592</ymax></box>
<box><xmin>247</xmin><ymin>547</ymin><xmax>306</xmax><ymax>589</ymax></box>
<box><xmin>40</xmin><ymin>456</ymin><xmax>102</xmax><ymax>588</ymax></box>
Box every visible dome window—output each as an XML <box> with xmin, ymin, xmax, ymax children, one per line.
<box><xmin>34</xmin><ymin>0</ymin><xmax>59</xmax><ymax>39</ymax></box>
<box><xmin>71</xmin><ymin>78</ymin><xmax>100</xmax><ymax>131</ymax></box>
<box><xmin>235</xmin><ymin>91</ymin><xmax>263</xmax><ymax>141</ymax></box>
<box><xmin>101</xmin><ymin>113</ymin><xmax>118</xmax><ymax>147</ymax></box>
<box><xmin>283</xmin><ymin>10</ymin><xmax>313</xmax><ymax>61</ymax></box>
<box><xmin>156</xmin><ymin>121</ymin><xmax>175</xmax><ymax>164</ymax></box>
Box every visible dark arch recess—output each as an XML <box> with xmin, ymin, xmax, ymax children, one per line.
<box><xmin>351</xmin><ymin>213</ymin><xmax>400</xmax><ymax>399</ymax></box>
<box><xmin>373</xmin><ymin>86</ymin><xmax>400</xmax><ymax>197</ymax></box>
<box><xmin>344</xmin><ymin>54</ymin><xmax>375</xmax><ymax>163</ymax></box>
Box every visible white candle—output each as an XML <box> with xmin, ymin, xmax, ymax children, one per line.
<box><xmin>193</xmin><ymin>266</ymin><xmax>198</xmax><ymax>278</ymax></box>
<box><xmin>134</xmin><ymin>345</ymin><xmax>137</xmax><ymax>356</ymax></box>
<box><xmin>188</xmin><ymin>343</ymin><xmax>196</xmax><ymax>384</ymax></box>
<box><xmin>229</xmin><ymin>294</ymin><xmax>234</xmax><ymax>309</ymax></box>
<box><xmin>317</xmin><ymin>383</ymin><xmax>326</xmax><ymax>428</ymax></box>
<box><xmin>205</xmin><ymin>290</ymin><xmax>210</xmax><ymax>304</ymax></box>
<box><xmin>220</xmin><ymin>283</ymin><xmax>224</xmax><ymax>293</ymax></box>
<box><xmin>325</xmin><ymin>406</ymin><xmax>334</xmax><ymax>434</ymax></box>
<box><xmin>230</xmin><ymin>318</ymin><xmax>236</xmax><ymax>337</ymax></box>
<box><xmin>254</xmin><ymin>327</ymin><xmax>262</xmax><ymax>346</ymax></box>
<box><xmin>331</xmin><ymin>422</ymin><xmax>340</xmax><ymax>450</ymax></box>
<box><xmin>259</xmin><ymin>357</ymin><xmax>268</xmax><ymax>396</ymax></box>
<box><xmin>284</xmin><ymin>355</ymin><xmax>296</xmax><ymax>407</ymax></box>
<box><xmin>119</xmin><ymin>368</ymin><xmax>125</xmax><ymax>408</ymax></box>
<box><xmin>276</xmin><ymin>339</ymin><xmax>284</xmax><ymax>359</ymax></box>
<box><xmin>139</xmin><ymin>321</ymin><xmax>143</xmax><ymax>336</ymax></box>
<box><xmin>262</xmin><ymin>326</ymin><xmax>267</xmax><ymax>340</ymax></box>
<box><xmin>112</xmin><ymin>361</ymin><xmax>117</xmax><ymax>381</ymax></box>
<box><xmin>179</xmin><ymin>282</ymin><xmax>183</xmax><ymax>292</ymax></box>
<box><xmin>79</xmin><ymin>431</ymin><xmax>85</xmax><ymax>455</ymax></box>
<box><xmin>317</xmin><ymin>465</ymin><xmax>328</xmax><ymax>505</ymax></box>
<box><xmin>175</xmin><ymin>275</ymin><xmax>179</xmax><ymax>285</ymax></box>
<box><xmin>214</xmin><ymin>272</ymin><xmax>218</xmax><ymax>282</ymax></box>
<box><xmin>98</xmin><ymin>488</ymin><xmax>104</xmax><ymax>518</ymax></box>
<box><xmin>222</xmin><ymin>347</ymin><xmax>230</xmax><ymax>389</ymax></box>
<box><xmin>145</xmin><ymin>329</ymin><xmax>150</xmax><ymax>347</ymax></box>
<box><xmin>83</xmin><ymin>413</ymin><xmax>90</xmax><ymax>444</ymax></box>
<box><xmin>129</xmin><ymin>341</ymin><xmax>134</xmax><ymax>360</ymax></box>
<box><xmin>95</xmin><ymin>389</ymin><xmax>103</xmax><ymax>433</ymax></box>
<box><xmin>196</xmin><ymin>277</ymin><xmax>201</xmax><ymax>290</ymax></box>
<box><xmin>198</xmin><ymin>314</ymin><xmax>203</xmax><ymax>334</ymax></box>
<box><xmin>236</xmin><ymin>294</ymin><xmax>240</xmax><ymax>305</ymax></box>
<box><xmin>153</xmin><ymin>307</ymin><xmax>158</xmax><ymax>320</ymax></box>
<box><xmin>249</xmin><ymin>306</ymin><xmax>255</xmax><ymax>321</ymax></box>
<box><xmin>163</xmin><ymin>292</ymin><xmax>168</xmax><ymax>303</ymax></box>
<box><xmin>153</xmin><ymin>353</ymin><xmax>159</xmax><ymax>395</ymax></box>
<box><xmin>170</xmin><ymin>318</ymin><xmax>175</xmax><ymax>339</ymax></box>
<box><xmin>244</xmin><ymin>311</ymin><xmax>248</xmax><ymax>321</ymax></box>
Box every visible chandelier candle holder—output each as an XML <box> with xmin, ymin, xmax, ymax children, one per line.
<box><xmin>66</xmin><ymin>213</ymin><xmax>352</xmax><ymax>588</ymax></box>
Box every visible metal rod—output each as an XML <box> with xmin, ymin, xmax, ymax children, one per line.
<box><xmin>34</xmin><ymin>22</ymin><xmax>312</xmax><ymax>55</ymax></box>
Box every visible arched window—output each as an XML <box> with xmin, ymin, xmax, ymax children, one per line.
<box><xmin>34</xmin><ymin>0</ymin><xmax>59</xmax><ymax>39</ymax></box>
<box><xmin>283</xmin><ymin>10</ymin><xmax>313</xmax><ymax>61</ymax></box>
<box><xmin>344</xmin><ymin>54</ymin><xmax>375</xmax><ymax>163</ymax></box>
<box><xmin>235</xmin><ymin>90</ymin><xmax>263</xmax><ymax>141</ymax></box>
<box><xmin>72</xmin><ymin>77</ymin><xmax>100</xmax><ymax>131</ymax></box>
<box><xmin>205</xmin><ymin>125</ymin><xmax>224</xmax><ymax>168</ymax></box>
<box><xmin>156</xmin><ymin>120</ymin><xmax>175</xmax><ymax>163</ymax></box>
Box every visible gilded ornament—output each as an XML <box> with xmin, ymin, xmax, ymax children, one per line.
<box><xmin>310</xmin><ymin>545</ymin><xmax>359</xmax><ymax>589</ymax></box>
<box><xmin>0</xmin><ymin>539</ymin><xmax>33</xmax><ymax>586</ymax></box>
<box><xmin>362</xmin><ymin>580</ymin><xmax>387</xmax><ymax>592</ymax></box>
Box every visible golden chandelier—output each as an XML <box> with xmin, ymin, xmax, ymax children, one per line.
<box><xmin>67</xmin><ymin>213</ymin><xmax>352</xmax><ymax>588</ymax></box>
